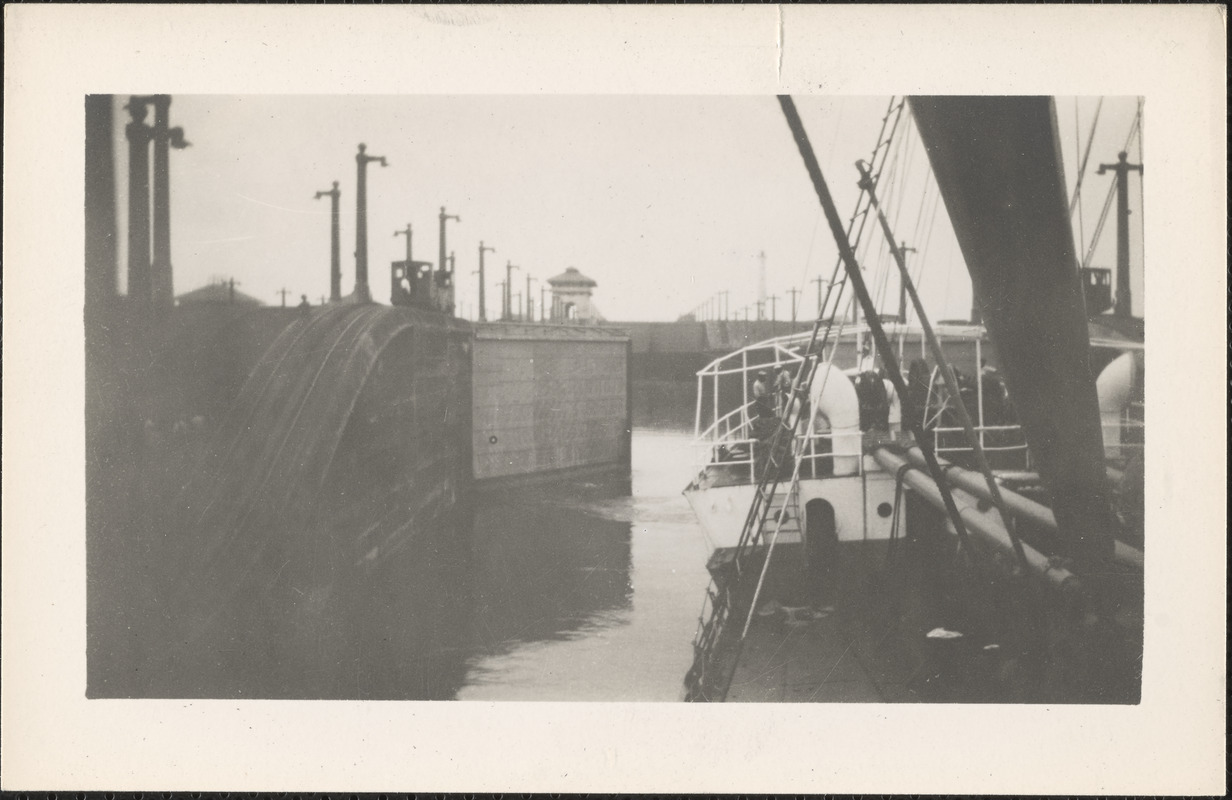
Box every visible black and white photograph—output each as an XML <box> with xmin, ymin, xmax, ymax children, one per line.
<box><xmin>81</xmin><ymin>92</ymin><xmax>1148</xmax><ymax>704</ymax></box>
<box><xmin>3</xmin><ymin>5</ymin><xmax>1226</xmax><ymax>795</ymax></box>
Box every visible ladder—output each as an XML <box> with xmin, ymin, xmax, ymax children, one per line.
<box><xmin>684</xmin><ymin>98</ymin><xmax>908</xmax><ymax>703</ymax></box>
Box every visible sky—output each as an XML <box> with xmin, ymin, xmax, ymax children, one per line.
<box><xmin>110</xmin><ymin>94</ymin><xmax>1144</xmax><ymax>322</ymax></box>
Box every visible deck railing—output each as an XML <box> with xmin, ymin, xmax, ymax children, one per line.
<box><xmin>692</xmin><ymin>437</ymin><xmax>760</xmax><ymax>484</ymax></box>
<box><xmin>692</xmin><ymin>429</ymin><xmax>867</xmax><ymax>483</ymax></box>
<box><xmin>932</xmin><ymin>423</ymin><xmax>1030</xmax><ymax>470</ymax></box>
<box><xmin>929</xmin><ymin>417</ymin><xmax>1144</xmax><ymax>471</ymax></box>
<box><xmin>794</xmin><ymin>430</ymin><xmax>866</xmax><ymax>479</ymax></box>
<box><xmin>1102</xmin><ymin>418</ymin><xmax>1145</xmax><ymax>461</ymax></box>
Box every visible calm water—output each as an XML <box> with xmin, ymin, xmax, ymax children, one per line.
<box><xmin>92</xmin><ymin>420</ymin><xmax>713</xmax><ymax>700</ymax></box>
<box><xmin>455</xmin><ymin>430</ymin><xmax>711</xmax><ymax>700</ymax></box>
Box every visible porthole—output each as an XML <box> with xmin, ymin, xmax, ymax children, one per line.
<box><xmin>876</xmin><ymin>502</ymin><xmax>893</xmax><ymax>518</ymax></box>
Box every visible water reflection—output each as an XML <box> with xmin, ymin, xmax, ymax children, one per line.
<box><xmin>358</xmin><ymin>429</ymin><xmax>708</xmax><ymax>701</ymax></box>
<box><xmin>457</xmin><ymin>431</ymin><xmax>710</xmax><ymax>701</ymax></box>
<box><xmin>91</xmin><ymin>424</ymin><xmax>708</xmax><ymax>701</ymax></box>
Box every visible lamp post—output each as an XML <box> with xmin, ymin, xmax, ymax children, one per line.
<box><xmin>125</xmin><ymin>96</ymin><xmax>153</xmax><ymax>306</ymax></box>
<box><xmin>438</xmin><ymin>206</ymin><xmax>460</xmax><ymax>310</ymax></box>
<box><xmin>504</xmin><ymin>261</ymin><xmax>519</xmax><ymax>320</ymax></box>
<box><xmin>149</xmin><ymin>94</ymin><xmax>189</xmax><ymax>309</ymax></box>
<box><xmin>394</xmin><ymin>223</ymin><xmax>413</xmax><ymax>268</ymax></box>
<box><xmin>448</xmin><ymin>251</ymin><xmax>456</xmax><ymax>314</ymax></box>
<box><xmin>315</xmin><ymin>182</ymin><xmax>342</xmax><ymax>301</ymax></box>
<box><xmin>354</xmin><ymin>143</ymin><xmax>388</xmax><ymax>303</ymax></box>
<box><xmin>477</xmin><ymin>241</ymin><xmax>495</xmax><ymax>321</ymax></box>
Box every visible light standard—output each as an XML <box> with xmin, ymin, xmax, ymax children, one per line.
<box><xmin>354</xmin><ymin>143</ymin><xmax>388</xmax><ymax>303</ymax></box>
<box><xmin>477</xmin><ymin>241</ymin><xmax>495</xmax><ymax>321</ymax></box>
<box><xmin>315</xmin><ymin>182</ymin><xmax>342</xmax><ymax>301</ymax></box>
<box><xmin>504</xmin><ymin>261</ymin><xmax>520</xmax><ymax>320</ymax></box>
<box><xmin>437</xmin><ymin>206</ymin><xmax>460</xmax><ymax>311</ymax></box>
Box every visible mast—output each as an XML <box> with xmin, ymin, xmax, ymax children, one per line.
<box><xmin>1097</xmin><ymin>151</ymin><xmax>1143</xmax><ymax>318</ymax></box>
<box><xmin>910</xmin><ymin>96</ymin><xmax>1116</xmax><ymax>563</ymax></box>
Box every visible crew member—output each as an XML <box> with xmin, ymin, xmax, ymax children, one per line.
<box><xmin>752</xmin><ymin>370</ymin><xmax>773</xmax><ymax>417</ymax></box>
<box><xmin>774</xmin><ymin>366</ymin><xmax>793</xmax><ymax>416</ymax></box>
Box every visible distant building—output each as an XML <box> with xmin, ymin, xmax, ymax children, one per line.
<box><xmin>547</xmin><ymin>267</ymin><xmax>604</xmax><ymax>324</ymax></box>
<box><xmin>175</xmin><ymin>278</ymin><xmax>263</xmax><ymax>307</ymax></box>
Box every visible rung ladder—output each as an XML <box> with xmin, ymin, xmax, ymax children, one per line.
<box><xmin>683</xmin><ymin>97</ymin><xmax>907</xmax><ymax>702</ymax></box>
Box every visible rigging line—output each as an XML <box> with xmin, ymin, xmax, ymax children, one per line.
<box><xmin>857</xmin><ymin>158</ymin><xmax>1031</xmax><ymax>571</ymax></box>
<box><xmin>1135</xmin><ymin>98</ymin><xmax>1145</xmax><ymax>237</ymax></box>
<box><xmin>870</xmin><ymin>234</ymin><xmax>892</xmax><ymax>318</ymax></box>
<box><xmin>890</xmin><ymin>121</ymin><xmax>916</xmax><ymax>232</ymax></box>
<box><xmin>796</xmin><ymin>210</ymin><xmax>824</xmax><ymax>307</ymax></box>
<box><xmin>909</xmin><ymin>151</ymin><xmax>933</xmax><ymax>247</ymax></box>
<box><xmin>897</xmin><ymin>170</ymin><xmax>941</xmax><ymax>327</ymax></box>
<box><xmin>914</xmin><ymin>188</ymin><xmax>944</xmax><ymax>299</ymax></box>
<box><xmin>740</xmin><ymin>292</ymin><xmax>852</xmax><ymax>641</ymax></box>
<box><xmin>778</xmin><ymin>94</ymin><xmax>981</xmax><ymax>564</ymax></box>
<box><xmin>1068</xmin><ymin>97</ymin><xmax>1104</xmax><ymax>217</ymax></box>
<box><xmin>824</xmin><ymin>101</ymin><xmax>846</xmax><ymax>175</ymax></box>
<box><xmin>900</xmin><ymin>146</ymin><xmax>935</xmax><ymax>319</ymax></box>
<box><xmin>884</xmin><ymin>124</ymin><xmax>922</xmax><ymax>315</ymax></box>
<box><xmin>840</xmin><ymin>98</ymin><xmax>908</xmax><ymax>283</ymax></box>
<box><xmin>1082</xmin><ymin>176</ymin><xmax>1118</xmax><ymax>271</ymax></box>
<box><xmin>1123</xmin><ymin>103</ymin><xmax>1141</xmax><ymax>151</ymax></box>
<box><xmin>1082</xmin><ymin>110</ymin><xmax>1141</xmax><ymax>272</ymax></box>
<box><xmin>1135</xmin><ymin>97</ymin><xmax>1145</xmax><ymax>158</ymax></box>
<box><xmin>1075</xmin><ymin>99</ymin><xmax>1087</xmax><ymax>256</ymax></box>
<box><xmin>868</xmin><ymin>128</ymin><xmax>910</xmax><ymax>316</ymax></box>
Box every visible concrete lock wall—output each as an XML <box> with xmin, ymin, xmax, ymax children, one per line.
<box><xmin>473</xmin><ymin>324</ymin><xmax>630</xmax><ymax>480</ymax></box>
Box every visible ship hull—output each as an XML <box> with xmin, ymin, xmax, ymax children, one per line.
<box><xmin>683</xmin><ymin>461</ymin><xmax>902</xmax><ymax>550</ymax></box>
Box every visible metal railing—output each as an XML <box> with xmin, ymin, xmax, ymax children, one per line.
<box><xmin>697</xmin><ymin>401</ymin><xmax>757</xmax><ymax>445</ymax></box>
<box><xmin>692</xmin><ymin>438</ymin><xmax>759</xmax><ymax>484</ymax></box>
<box><xmin>932</xmin><ymin>423</ymin><xmax>1030</xmax><ymax>470</ymax></box>
<box><xmin>693</xmin><ymin>429</ymin><xmax>870</xmax><ymax>485</ymax></box>
<box><xmin>794</xmin><ymin>431</ymin><xmax>866</xmax><ymax>479</ymax></box>
<box><xmin>1102</xmin><ymin>419</ymin><xmax>1145</xmax><ymax>460</ymax></box>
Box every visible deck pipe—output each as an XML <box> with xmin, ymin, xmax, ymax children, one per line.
<box><xmin>890</xmin><ymin>446</ymin><xmax>1143</xmax><ymax>570</ymax></box>
<box><xmin>870</xmin><ymin>447</ymin><xmax>1078</xmax><ymax>590</ymax></box>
